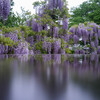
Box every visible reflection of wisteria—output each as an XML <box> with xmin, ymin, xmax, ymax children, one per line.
<box><xmin>30</xmin><ymin>54</ymin><xmax>100</xmax><ymax>100</ymax></box>
<box><xmin>66</xmin><ymin>55</ymin><xmax>100</xmax><ymax>78</ymax></box>
<box><xmin>0</xmin><ymin>55</ymin><xmax>100</xmax><ymax>100</ymax></box>
<box><xmin>33</xmin><ymin>54</ymin><xmax>100</xmax><ymax>78</ymax></box>
<box><xmin>29</xmin><ymin>55</ymin><xmax>68</xmax><ymax>100</ymax></box>
<box><xmin>42</xmin><ymin>54</ymin><xmax>51</xmax><ymax>62</ymax></box>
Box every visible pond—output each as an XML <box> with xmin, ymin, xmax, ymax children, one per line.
<box><xmin>0</xmin><ymin>54</ymin><xmax>100</xmax><ymax>100</ymax></box>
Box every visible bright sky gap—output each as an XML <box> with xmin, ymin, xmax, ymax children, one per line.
<box><xmin>13</xmin><ymin>0</ymin><xmax>87</xmax><ymax>14</ymax></box>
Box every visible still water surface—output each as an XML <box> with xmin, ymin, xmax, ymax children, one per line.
<box><xmin>0</xmin><ymin>54</ymin><xmax>100</xmax><ymax>100</ymax></box>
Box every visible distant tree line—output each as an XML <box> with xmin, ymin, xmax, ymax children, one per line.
<box><xmin>69</xmin><ymin>0</ymin><xmax>100</xmax><ymax>27</ymax></box>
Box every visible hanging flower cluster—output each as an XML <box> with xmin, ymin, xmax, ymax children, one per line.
<box><xmin>26</xmin><ymin>1</ymin><xmax>99</xmax><ymax>54</ymax></box>
<box><xmin>63</xmin><ymin>19</ymin><xmax>68</xmax><ymax>31</ymax></box>
<box><xmin>68</xmin><ymin>22</ymin><xmax>100</xmax><ymax>54</ymax></box>
<box><xmin>48</xmin><ymin>0</ymin><xmax>64</xmax><ymax>10</ymax></box>
<box><xmin>0</xmin><ymin>0</ymin><xmax>11</xmax><ymax>20</ymax></box>
<box><xmin>33</xmin><ymin>37</ymin><xmax>67</xmax><ymax>54</ymax></box>
<box><xmin>42</xmin><ymin>38</ymin><xmax>61</xmax><ymax>54</ymax></box>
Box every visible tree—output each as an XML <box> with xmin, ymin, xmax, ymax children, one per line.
<box><xmin>0</xmin><ymin>0</ymin><xmax>18</xmax><ymax>27</ymax></box>
<box><xmin>0</xmin><ymin>0</ymin><xmax>33</xmax><ymax>27</ymax></box>
<box><xmin>69</xmin><ymin>0</ymin><xmax>100</xmax><ymax>27</ymax></box>
<box><xmin>33</xmin><ymin>0</ymin><xmax>70</xmax><ymax>22</ymax></box>
<box><xmin>16</xmin><ymin>7</ymin><xmax>33</xmax><ymax>26</ymax></box>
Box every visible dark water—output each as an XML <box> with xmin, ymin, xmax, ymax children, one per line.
<box><xmin>0</xmin><ymin>54</ymin><xmax>100</xmax><ymax>100</ymax></box>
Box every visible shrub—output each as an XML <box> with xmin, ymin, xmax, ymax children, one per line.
<box><xmin>0</xmin><ymin>36</ymin><xmax>17</xmax><ymax>47</ymax></box>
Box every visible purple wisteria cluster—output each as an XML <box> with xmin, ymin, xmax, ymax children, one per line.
<box><xmin>0</xmin><ymin>31</ymin><xmax>30</xmax><ymax>54</ymax></box>
<box><xmin>43</xmin><ymin>41</ymin><xmax>51</xmax><ymax>54</ymax></box>
<box><xmin>68</xmin><ymin>22</ymin><xmax>100</xmax><ymax>54</ymax></box>
<box><xmin>27</xmin><ymin>17</ymin><xmax>100</xmax><ymax>54</ymax></box>
<box><xmin>0</xmin><ymin>0</ymin><xmax>11</xmax><ymax>20</ymax></box>
<box><xmin>30</xmin><ymin>17</ymin><xmax>68</xmax><ymax>38</ymax></box>
<box><xmin>42</xmin><ymin>38</ymin><xmax>65</xmax><ymax>54</ymax></box>
<box><xmin>31</xmin><ymin>18</ymin><xmax>48</xmax><ymax>32</ymax></box>
<box><xmin>53</xmin><ymin>39</ymin><xmax>61</xmax><ymax>54</ymax></box>
<box><xmin>26</xmin><ymin>0</ymin><xmax>100</xmax><ymax>54</ymax></box>
<box><xmin>4</xmin><ymin>33</ymin><xmax>18</xmax><ymax>42</ymax></box>
<box><xmin>48</xmin><ymin>0</ymin><xmax>64</xmax><ymax>10</ymax></box>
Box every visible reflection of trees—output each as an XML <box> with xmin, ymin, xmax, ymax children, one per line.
<box><xmin>0</xmin><ymin>55</ymin><xmax>29</xmax><ymax>100</ymax></box>
<box><xmin>0</xmin><ymin>56</ymin><xmax>12</xmax><ymax>100</ymax></box>
<box><xmin>0</xmin><ymin>54</ymin><xmax>100</xmax><ymax>100</ymax></box>
<box><xmin>68</xmin><ymin>55</ymin><xmax>100</xmax><ymax>100</ymax></box>
<box><xmin>29</xmin><ymin>54</ymin><xmax>100</xmax><ymax>100</ymax></box>
<box><xmin>28</xmin><ymin>55</ymin><xmax>68</xmax><ymax>100</ymax></box>
<box><xmin>68</xmin><ymin>55</ymin><xmax>100</xmax><ymax>77</ymax></box>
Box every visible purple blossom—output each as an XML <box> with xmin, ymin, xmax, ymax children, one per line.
<box><xmin>98</xmin><ymin>29</ymin><xmax>100</xmax><ymax>38</ymax></box>
<box><xmin>32</xmin><ymin>19</ymin><xmax>42</xmax><ymax>32</ymax></box>
<box><xmin>76</xmin><ymin>27</ymin><xmax>82</xmax><ymax>37</ymax></box>
<box><xmin>97</xmin><ymin>47</ymin><xmax>100</xmax><ymax>54</ymax></box>
<box><xmin>73</xmin><ymin>35</ymin><xmax>79</xmax><ymax>44</ymax></box>
<box><xmin>91</xmin><ymin>23</ymin><xmax>98</xmax><ymax>33</ymax></box>
<box><xmin>58</xmin><ymin>0</ymin><xmax>64</xmax><ymax>10</ymax></box>
<box><xmin>47</xmin><ymin>42</ymin><xmax>51</xmax><ymax>54</ymax></box>
<box><xmin>75</xmin><ymin>50</ymin><xmax>79</xmax><ymax>54</ymax></box>
<box><xmin>43</xmin><ymin>24</ymin><xmax>48</xmax><ymax>31</ymax></box>
<box><xmin>69</xmin><ymin>27</ymin><xmax>76</xmax><ymax>34</ymax></box>
<box><xmin>53</xmin><ymin>27</ymin><xmax>59</xmax><ymax>38</ymax></box>
<box><xmin>63</xmin><ymin>19</ymin><xmax>68</xmax><ymax>30</ymax></box>
<box><xmin>94</xmin><ymin>33</ymin><xmax>98</xmax><ymax>40</ymax></box>
<box><xmin>53</xmin><ymin>39</ymin><xmax>61</xmax><ymax>54</ymax></box>
<box><xmin>60</xmin><ymin>48</ymin><xmax>65</xmax><ymax>54</ymax></box>
<box><xmin>95</xmin><ymin>39</ymin><xmax>99</xmax><ymax>47</ymax></box>
<box><xmin>37</xmin><ymin>23</ymin><xmax>42</xmax><ymax>32</ymax></box>
<box><xmin>36</xmin><ymin>35</ymin><xmax>41</xmax><ymax>41</ymax></box>
<box><xmin>43</xmin><ymin>41</ymin><xmax>47</xmax><ymax>52</ymax></box>
<box><xmin>48</xmin><ymin>0</ymin><xmax>64</xmax><ymax>10</ymax></box>
<box><xmin>91</xmin><ymin>42</ymin><xmax>95</xmax><ymax>48</ymax></box>
<box><xmin>80</xmin><ymin>50</ymin><xmax>85</xmax><ymax>54</ymax></box>
<box><xmin>26</xmin><ymin>20</ymin><xmax>31</xmax><ymax>27</ymax></box>
<box><xmin>0</xmin><ymin>0</ymin><xmax>3</xmax><ymax>17</ymax></box>
<box><xmin>32</xmin><ymin>19</ymin><xmax>38</xmax><ymax>32</ymax></box>
<box><xmin>82</xmin><ymin>29</ymin><xmax>88</xmax><ymax>45</ymax></box>
<box><xmin>48</xmin><ymin>0</ymin><xmax>53</xmax><ymax>10</ymax></box>
<box><xmin>3</xmin><ymin>0</ymin><xmax>11</xmax><ymax>20</ymax></box>
<box><xmin>43</xmin><ymin>41</ymin><xmax>51</xmax><ymax>54</ymax></box>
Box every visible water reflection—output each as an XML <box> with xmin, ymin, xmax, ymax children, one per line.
<box><xmin>0</xmin><ymin>54</ymin><xmax>100</xmax><ymax>100</ymax></box>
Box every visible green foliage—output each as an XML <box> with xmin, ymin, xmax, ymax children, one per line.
<box><xmin>17</xmin><ymin>32</ymin><xmax>22</xmax><ymax>40</ymax></box>
<box><xmin>68</xmin><ymin>31</ymin><xmax>73</xmax><ymax>35</ymax></box>
<box><xmin>35</xmin><ymin>14</ymin><xmax>53</xmax><ymax>26</ymax></box>
<box><xmin>0</xmin><ymin>0</ymin><xmax>33</xmax><ymax>27</ymax></box>
<box><xmin>34</xmin><ymin>41</ymin><xmax>47</xmax><ymax>54</ymax></box>
<box><xmin>4</xmin><ymin>12</ymin><xmax>20</xmax><ymax>27</ymax></box>
<box><xmin>44</xmin><ymin>37</ymin><xmax>55</xmax><ymax>43</ymax></box>
<box><xmin>0</xmin><ymin>36</ymin><xmax>17</xmax><ymax>47</ymax></box>
<box><xmin>0</xmin><ymin>22</ymin><xmax>3</xmax><ymax>27</ymax></box>
<box><xmin>0</xmin><ymin>26</ymin><xmax>20</xmax><ymax>34</ymax></box>
<box><xmin>65</xmin><ymin>48</ymin><xmax>72</xmax><ymax>54</ymax></box>
<box><xmin>87</xmin><ymin>28</ymin><xmax>92</xmax><ymax>31</ymax></box>
<box><xmin>33</xmin><ymin>0</ymin><xmax>70</xmax><ymax>22</ymax></box>
<box><xmin>59</xmin><ymin>29</ymin><xmax>64</xmax><ymax>35</ymax></box>
<box><xmin>0</xmin><ymin>0</ymin><xmax>20</xmax><ymax>27</ymax></box>
<box><xmin>16</xmin><ymin>7</ymin><xmax>33</xmax><ymax>26</ymax></box>
<box><xmin>28</xmin><ymin>45</ymin><xmax>32</xmax><ymax>50</ymax></box>
<box><xmin>33</xmin><ymin>1</ymin><xmax>46</xmax><ymax>14</ymax></box>
<box><xmin>20</xmin><ymin>25</ymin><xmax>34</xmax><ymax>38</ymax></box>
<box><xmin>69</xmin><ymin>0</ymin><xmax>100</xmax><ymax>27</ymax></box>
<box><xmin>69</xmin><ymin>39</ymin><xmax>74</xmax><ymax>45</ymax></box>
<box><xmin>39</xmin><ymin>30</ymin><xmax>48</xmax><ymax>36</ymax></box>
<box><xmin>61</xmin><ymin>39</ymin><xmax>66</xmax><ymax>49</ymax></box>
